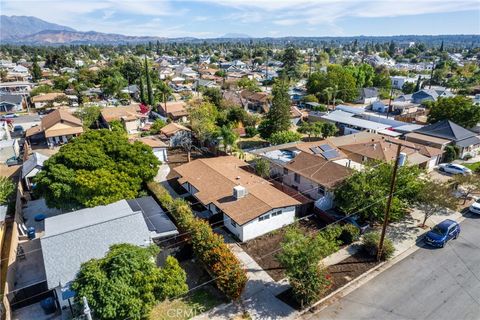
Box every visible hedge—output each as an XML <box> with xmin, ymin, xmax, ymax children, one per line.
<box><xmin>147</xmin><ymin>182</ymin><xmax>247</xmax><ymax>300</ymax></box>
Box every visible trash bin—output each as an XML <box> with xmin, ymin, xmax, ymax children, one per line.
<box><xmin>27</xmin><ymin>227</ymin><xmax>36</xmax><ymax>240</ymax></box>
<box><xmin>40</xmin><ymin>297</ymin><xmax>56</xmax><ymax>314</ymax></box>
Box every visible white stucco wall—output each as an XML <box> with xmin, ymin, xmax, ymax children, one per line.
<box><xmin>153</xmin><ymin>148</ymin><xmax>168</xmax><ymax>163</ymax></box>
<box><xmin>224</xmin><ymin>206</ymin><xmax>296</xmax><ymax>242</ymax></box>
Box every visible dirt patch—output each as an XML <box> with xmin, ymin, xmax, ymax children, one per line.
<box><xmin>277</xmin><ymin>250</ymin><xmax>380</xmax><ymax>311</ymax></box>
<box><xmin>240</xmin><ymin>216</ymin><xmax>327</xmax><ymax>281</ymax></box>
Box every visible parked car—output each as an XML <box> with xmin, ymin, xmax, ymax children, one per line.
<box><xmin>425</xmin><ymin>219</ymin><xmax>460</xmax><ymax>248</ymax></box>
<box><xmin>469</xmin><ymin>199</ymin><xmax>480</xmax><ymax>214</ymax></box>
<box><xmin>0</xmin><ymin>113</ymin><xmax>18</xmax><ymax>119</ymax></box>
<box><xmin>438</xmin><ymin>163</ymin><xmax>472</xmax><ymax>175</ymax></box>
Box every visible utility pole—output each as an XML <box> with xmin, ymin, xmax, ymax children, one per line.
<box><xmin>429</xmin><ymin>61</ymin><xmax>435</xmax><ymax>89</ymax></box>
<box><xmin>377</xmin><ymin>143</ymin><xmax>402</xmax><ymax>261</ymax></box>
<box><xmin>386</xmin><ymin>86</ymin><xmax>394</xmax><ymax>119</ymax></box>
<box><xmin>308</xmin><ymin>50</ymin><xmax>313</xmax><ymax>77</ymax></box>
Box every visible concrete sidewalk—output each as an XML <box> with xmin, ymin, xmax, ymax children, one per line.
<box><xmin>193</xmin><ymin>230</ymin><xmax>298</xmax><ymax>320</ymax></box>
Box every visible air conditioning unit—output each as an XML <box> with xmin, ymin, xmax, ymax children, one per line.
<box><xmin>233</xmin><ymin>185</ymin><xmax>248</xmax><ymax>199</ymax></box>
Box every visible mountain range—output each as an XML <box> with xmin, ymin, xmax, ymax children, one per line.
<box><xmin>1</xmin><ymin>15</ymin><xmax>479</xmax><ymax>46</ymax></box>
<box><xmin>0</xmin><ymin>15</ymin><xmax>167</xmax><ymax>44</ymax></box>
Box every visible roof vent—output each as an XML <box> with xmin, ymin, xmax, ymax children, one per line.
<box><xmin>233</xmin><ymin>185</ymin><xmax>248</xmax><ymax>199</ymax></box>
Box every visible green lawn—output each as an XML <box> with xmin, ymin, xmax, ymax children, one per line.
<box><xmin>150</xmin><ymin>289</ymin><xmax>221</xmax><ymax>320</ymax></box>
<box><xmin>464</xmin><ymin>162</ymin><xmax>480</xmax><ymax>172</ymax></box>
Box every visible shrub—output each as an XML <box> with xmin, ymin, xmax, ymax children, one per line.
<box><xmin>362</xmin><ymin>232</ymin><xmax>395</xmax><ymax>261</ymax></box>
<box><xmin>147</xmin><ymin>182</ymin><xmax>247</xmax><ymax>300</ymax></box>
<box><xmin>339</xmin><ymin>224</ymin><xmax>360</xmax><ymax>244</ymax></box>
<box><xmin>245</xmin><ymin>126</ymin><xmax>258</xmax><ymax>138</ymax></box>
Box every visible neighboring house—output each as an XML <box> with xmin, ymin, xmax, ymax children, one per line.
<box><xmin>159</xmin><ymin>123</ymin><xmax>191</xmax><ymax>147</ymax></box>
<box><xmin>157</xmin><ymin>101</ymin><xmax>189</xmax><ymax>122</ymax></box>
<box><xmin>133</xmin><ymin>136</ymin><xmax>168</xmax><ymax>163</ymax></box>
<box><xmin>371</xmin><ymin>101</ymin><xmax>389</xmax><ymax>113</ymax></box>
<box><xmin>25</xmin><ymin>109</ymin><xmax>84</xmax><ymax>148</ymax></box>
<box><xmin>319</xmin><ymin>110</ymin><xmax>391</xmax><ymax>135</ymax></box>
<box><xmin>30</xmin><ymin>93</ymin><xmax>67</xmax><ymax>109</ymax></box>
<box><xmin>22</xmin><ymin>152</ymin><xmax>49</xmax><ymax>190</ymax></box>
<box><xmin>406</xmin><ymin>120</ymin><xmax>480</xmax><ymax>159</ymax></box>
<box><xmin>411</xmin><ymin>89</ymin><xmax>438</xmax><ymax>104</ymax></box>
<box><xmin>357</xmin><ymin>88</ymin><xmax>379</xmax><ymax>104</ymax></box>
<box><xmin>40</xmin><ymin>197</ymin><xmax>177</xmax><ymax>308</ymax></box>
<box><xmin>390</xmin><ymin>76</ymin><xmax>416</xmax><ymax>90</ymax></box>
<box><xmin>100</xmin><ymin>105</ymin><xmax>148</xmax><ymax>134</ymax></box>
<box><xmin>252</xmin><ymin>141</ymin><xmax>353</xmax><ymax>211</ymax></box>
<box><xmin>240</xmin><ymin>90</ymin><xmax>270</xmax><ymax>113</ymax></box>
<box><xmin>290</xmin><ymin>106</ymin><xmax>303</xmax><ymax>126</ymax></box>
<box><xmin>121</xmin><ymin>85</ymin><xmax>139</xmax><ymax>100</ymax></box>
<box><xmin>174</xmin><ymin>156</ymin><xmax>300</xmax><ymax>242</ymax></box>
<box><xmin>194</xmin><ymin>79</ymin><xmax>218</xmax><ymax>89</ymax></box>
<box><xmin>0</xmin><ymin>94</ymin><xmax>25</xmax><ymax>112</ymax></box>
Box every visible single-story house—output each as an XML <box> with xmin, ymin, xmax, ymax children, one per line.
<box><xmin>411</xmin><ymin>89</ymin><xmax>438</xmax><ymax>104</ymax></box>
<box><xmin>251</xmin><ymin>141</ymin><xmax>353</xmax><ymax>210</ymax></box>
<box><xmin>157</xmin><ymin>101</ymin><xmax>189</xmax><ymax>122</ymax></box>
<box><xmin>357</xmin><ymin>87</ymin><xmax>379</xmax><ymax>105</ymax></box>
<box><xmin>30</xmin><ymin>92</ymin><xmax>67</xmax><ymax>109</ymax></box>
<box><xmin>407</xmin><ymin>120</ymin><xmax>480</xmax><ymax>159</ymax></box>
<box><xmin>319</xmin><ymin>110</ymin><xmax>391</xmax><ymax>135</ymax></box>
<box><xmin>0</xmin><ymin>94</ymin><xmax>25</xmax><ymax>112</ymax></box>
<box><xmin>25</xmin><ymin>109</ymin><xmax>84</xmax><ymax>148</ymax></box>
<box><xmin>100</xmin><ymin>104</ymin><xmax>148</xmax><ymax>134</ymax></box>
<box><xmin>133</xmin><ymin>136</ymin><xmax>168</xmax><ymax>163</ymax></box>
<box><xmin>174</xmin><ymin>156</ymin><xmax>300</xmax><ymax>242</ymax></box>
<box><xmin>40</xmin><ymin>197</ymin><xmax>177</xmax><ymax>308</ymax></box>
<box><xmin>240</xmin><ymin>90</ymin><xmax>270</xmax><ymax>113</ymax></box>
<box><xmin>391</xmin><ymin>76</ymin><xmax>417</xmax><ymax>90</ymax></box>
<box><xmin>159</xmin><ymin>123</ymin><xmax>191</xmax><ymax>147</ymax></box>
<box><xmin>22</xmin><ymin>152</ymin><xmax>49</xmax><ymax>190</ymax></box>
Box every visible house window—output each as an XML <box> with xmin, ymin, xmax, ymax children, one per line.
<box><xmin>230</xmin><ymin>219</ymin><xmax>237</xmax><ymax>227</ymax></box>
<box><xmin>271</xmin><ymin>210</ymin><xmax>282</xmax><ymax>217</ymax></box>
<box><xmin>317</xmin><ymin>185</ymin><xmax>325</xmax><ymax>195</ymax></box>
<box><xmin>283</xmin><ymin>168</ymin><xmax>289</xmax><ymax>175</ymax></box>
<box><xmin>259</xmin><ymin>214</ymin><xmax>270</xmax><ymax>221</ymax></box>
<box><xmin>294</xmin><ymin>173</ymin><xmax>300</xmax><ymax>183</ymax></box>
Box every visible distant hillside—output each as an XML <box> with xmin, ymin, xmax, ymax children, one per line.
<box><xmin>221</xmin><ymin>33</ymin><xmax>252</xmax><ymax>39</ymax></box>
<box><xmin>0</xmin><ymin>15</ymin><xmax>75</xmax><ymax>40</ymax></box>
<box><xmin>14</xmin><ymin>30</ymin><xmax>167</xmax><ymax>45</ymax></box>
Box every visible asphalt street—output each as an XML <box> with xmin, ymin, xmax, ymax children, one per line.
<box><xmin>305</xmin><ymin>213</ymin><xmax>480</xmax><ymax>320</ymax></box>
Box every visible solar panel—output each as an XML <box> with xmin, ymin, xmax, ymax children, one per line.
<box><xmin>319</xmin><ymin>144</ymin><xmax>333</xmax><ymax>152</ymax></box>
<box><xmin>310</xmin><ymin>147</ymin><xmax>322</xmax><ymax>155</ymax></box>
<box><xmin>322</xmin><ymin>149</ymin><xmax>340</xmax><ymax>160</ymax></box>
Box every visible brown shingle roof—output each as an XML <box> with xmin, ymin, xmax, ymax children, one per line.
<box><xmin>160</xmin><ymin>123</ymin><xmax>190</xmax><ymax>137</ymax></box>
<box><xmin>26</xmin><ymin>109</ymin><xmax>83</xmax><ymax>137</ymax></box>
<box><xmin>285</xmin><ymin>152</ymin><xmax>352</xmax><ymax>188</ymax></box>
<box><xmin>133</xmin><ymin>136</ymin><xmax>168</xmax><ymax>148</ymax></box>
<box><xmin>31</xmin><ymin>92</ymin><xmax>66</xmax><ymax>103</ymax></box>
<box><xmin>100</xmin><ymin>105</ymin><xmax>145</xmax><ymax>122</ymax></box>
<box><xmin>174</xmin><ymin>156</ymin><xmax>300</xmax><ymax>225</ymax></box>
<box><xmin>158</xmin><ymin>101</ymin><xmax>188</xmax><ymax>117</ymax></box>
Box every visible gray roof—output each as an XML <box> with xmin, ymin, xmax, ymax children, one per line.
<box><xmin>360</xmin><ymin>87</ymin><xmax>379</xmax><ymax>99</ymax></box>
<box><xmin>41</xmin><ymin>200</ymin><xmax>151</xmax><ymax>289</ymax></box>
<box><xmin>22</xmin><ymin>152</ymin><xmax>49</xmax><ymax>179</ymax></box>
<box><xmin>412</xmin><ymin>89</ymin><xmax>438</xmax><ymax>100</ymax></box>
<box><xmin>455</xmin><ymin>135</ymin><xmax>480</xmax><ymax>148</ymax></box>
<box><xmin>321</xmin><ymin>110</ymin><xmax>391</xmax><ymax>131</ymax></box>
<box><xmin>127</xmin><ymin>197</ymin><xmax>178</xmax><ymax>238</ymax></box>
<box><xmin>336</xmin><ymin>105</ymin><xmax>365</xmax><ymax>115</ymax></box>
<box><xmin>0</xmin><ymin>94</ymin><xmax>23</xmax><ymax>105</ymax></box>
<box><xmin>414</xmin><ymin>120</ymin><xmax>476</xmax><ymax>142</ymax></box>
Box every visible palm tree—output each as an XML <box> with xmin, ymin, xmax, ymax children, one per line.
<box><xmin>156</xmin><ymin>81</ymin><xmax>174</xmax><ymax>117</ymax></box>
<box><xmin>322</xmin><ymin>87</ymin><xmax>333</xmax><ymax>110</ymax></box>
<box><xmin>331</xmin><ymin>85</ymin><xmax>339</xmax><ymax>110</ymax></box>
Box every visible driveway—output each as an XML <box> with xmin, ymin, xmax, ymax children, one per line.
<box><xmin>303</xmin><ymin>213</ymin><xmax>480</xmax><ymax>320</ymax></box>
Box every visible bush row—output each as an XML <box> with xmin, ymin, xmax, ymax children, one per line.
<box><xmin>147</xmin><ymin>182</ymin><xmax>247</xmax><ymax>300</ymax></box>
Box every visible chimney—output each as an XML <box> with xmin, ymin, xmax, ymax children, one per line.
<box><xmin>233</xmin><ymin>185</ymin><xmax>248</xmax><ymax>199</ymax></box>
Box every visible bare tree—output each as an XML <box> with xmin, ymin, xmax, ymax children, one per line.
<box><xmin>179</xmin><ymin>134</ymin><xmax>193</xmax><ymax>163</ymax></box>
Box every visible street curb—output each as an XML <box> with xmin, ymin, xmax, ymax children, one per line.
<box><xmin>298</xmin><ymin>214</ymin><xmax>467</xmax><ymax>318</ymax></box>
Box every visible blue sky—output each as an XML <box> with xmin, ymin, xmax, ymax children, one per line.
<box><xmin>2</xmin><ymin>0</ymin><xmax>479</xmax><ymax>38</ymax></box>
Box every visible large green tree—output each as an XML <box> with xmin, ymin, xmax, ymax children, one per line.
<box><xmin>416</xmin><ymin>179</ymin><xmax>457</xmax><ymax>227</ymax></box>
<box><xmin>427</xmin><ymin>96</ymin><xmax>480</xmax><ymax>128</ymax></box>
<box><xmin>188</xmin><ymin>101</ymin><xmax>219</xmax><ymax>145</ymax></box>
<box><xmin>144</xmin><ymin>57</ymin><xmax>154</xmax><ymax>106</ymax></box>
<box><xmin>0</xmin><ymin>177</ymin><xmax>15</xmax><ymax>205</ymax></box>
<box><xmin>335</xmin><ymin>162</ymin><xmax>423</xmax><ymax>224</ymax></box>
<box><xmin>74</xmin><ymin>105</ymin><xmax>101</xmax><ymax>129</ymax></box>
<box><xmin>307</xmin><ymin>65</ymin><xmax>357</xmax><ymax>102</ymax></box>
<box><xmin>31</xmin><ymin>58</ymin><xmax>42</xmax><ymax>82</ymax></box>
<box><xmin>72</xmin><ymin>244</ymin><xmax>187</xmax><ymax>320</ymax></box>
<box><xmin>34</xmin><ymin>130</ymin><xmax>159</xmax><ymax>209</ymax></box>
<box><xmin>258</xmin><ymin>81</ymin><xmax>291</xmax><ymax>139</ymax></box>
<box><xmin>281</xmin><ymin>46</ymin><xmax>301</xmax><ymax>80</ymax></box>
<box><xmin>101</xmin><ymin>71</ymin><xmax>128</xmax><ymax>99</ymax></box>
